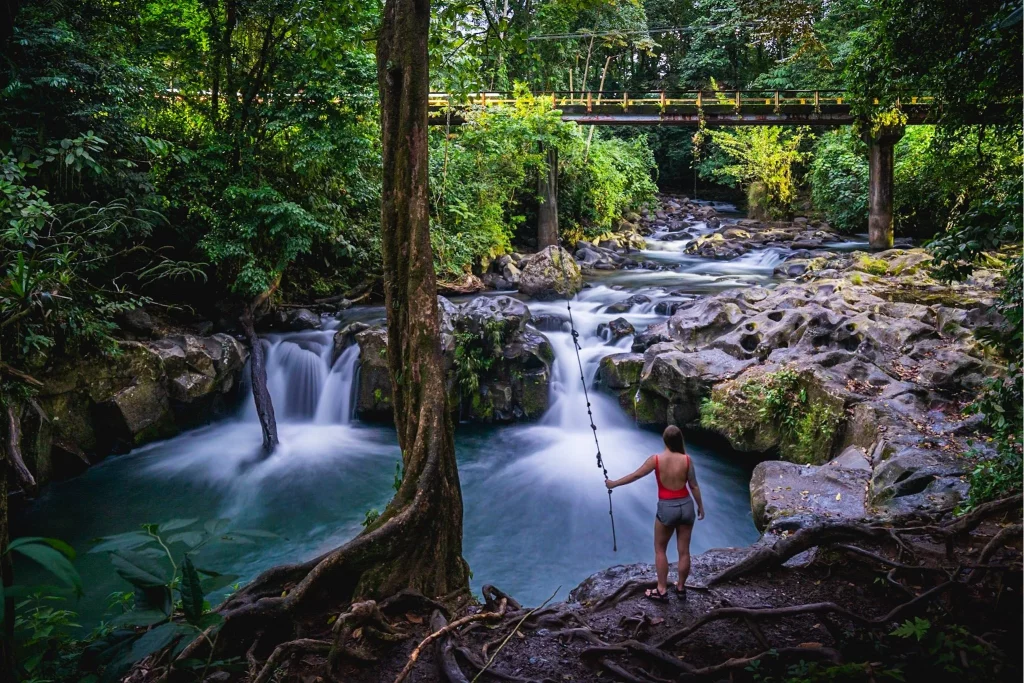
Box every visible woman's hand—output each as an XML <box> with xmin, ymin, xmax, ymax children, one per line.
<box><xmin>697</xmin><ymin>506</ymin><xmax>705</xmax><ymax>521</ymax></box>
<box><xmin>605</xmin><ymin>478</ymin><xmax>616</xmax><ymax>490</ymax></box>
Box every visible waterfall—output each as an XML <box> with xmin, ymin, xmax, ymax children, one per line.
<box><xmin>243</xmin><ymin>327</ymin><xmax>360</xmax><ymax>425</ymax></box>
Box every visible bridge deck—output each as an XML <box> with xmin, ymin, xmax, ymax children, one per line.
<box><xmin>427</xmin><ymin>91</ymin><xmax>940</xmax><ymax>126</ymax></box>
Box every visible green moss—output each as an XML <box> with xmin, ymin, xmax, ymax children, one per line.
<box><xmin>853</xmin><ymin>254</ymin><xmax>889</xmax><ymax>276</ymax></box>
<box><xmin>849</xmin><ymin>273</ymin><xmax>863</xmax><ymax>285</ymax></box>
<box><xmin>700</xmin><ymin>368</ymin><xmax>843</xmax><ymax>464</ymax></box>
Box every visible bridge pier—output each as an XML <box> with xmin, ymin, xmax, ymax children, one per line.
<box><xmin>865</xmin><ymin>126</ymin><xmax>904</xmax><ymax>249</ymax></box>
<box><xmin>538</xmin><ymin>145</ymin><xmax>559</xmax><ymax>248</ymax></box>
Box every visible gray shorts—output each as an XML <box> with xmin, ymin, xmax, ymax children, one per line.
<box><xmin>656</xmin><ymin>497</ymin><xmax>695</xmax><ymax>527</ymax></box>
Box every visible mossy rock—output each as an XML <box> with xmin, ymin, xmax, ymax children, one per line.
<box><xmin>700</xmin><ymin>365</ymin><xmax>846</xmax><ymax>464</ymax></box>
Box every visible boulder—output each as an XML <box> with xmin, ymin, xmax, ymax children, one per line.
<box><xmin>25</xmin><ymin>335</ymin><xmax>248</xmax><ymax>485</ymax></box>
<box><xmin>750</xmin><ymin>460</ymin><xmax>869</xmax><ymax>531</ymax></box>
<box><xmin>598</xmin><ymin>317</ymin><xmax>635</xmax><ymax>341</ymax></box>
<box><xmin>597</xmin><ymin>353</ymin><xmax>644</xmax><ymax>390</ymax></box>
<box><xmin>458</xmin><ymin>295</ymin><xmax>530</xmax><ymax>338</ymax></box>
<box><xmin>518</xmin><ymin>246</ymin><xmax>583</xmax><ymax>299</ymax></box>
<box><xmin>333</xmin><ymin>322</ymin><xmax>371</xmax><ymax>361</ymax></box>
<box><xmin>638</xmin><ymin>347</ymin><xmax>757</xmax><ymax>425</ymax></box>
<box><xmin>282</xmin><ymin>308</ymin><xmax>322</xmax><ymax>331</ymax></box>
<box><xmin>606</xmin><ymin>294</ymin><xmax>651</xmax><ymax>314</ymax></box>
<box><xmin>353</xmin><ymin>327</ymin><xmax>392</xmax><ymax>420</ymax></box>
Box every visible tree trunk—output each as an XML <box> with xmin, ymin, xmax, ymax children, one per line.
<box><xmin>537</xmin><ymin>145</ymin><xmax>559</xmax><ymax>248</ymax></box>
<box><xmin>239</xmin><ymin>307</ymin><xmax>279</xmax><ymax>453</ymax></box>
<box><xmin>189</xmin><ymin>0</ymin><xmax>467</xmax><ymax>654</ymax></box>
<box><xmin>0</xmin><ymin>455</ymin><xmax>13</xmax><ymax>682</ymax></box>
<box><xmin>373</xmin><ymin>0</ymin><xmax>468</xmax><ymax>595</ymax></box>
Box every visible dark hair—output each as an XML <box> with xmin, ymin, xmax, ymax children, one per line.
<box><xmin>662</xmin><ymin>425</ymin><xmax>686</xmax><ymax>453</ymax></box>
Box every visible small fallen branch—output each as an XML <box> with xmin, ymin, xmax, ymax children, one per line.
<box><xmin>471</xmin><ymin>587</ymin><xmax>558</xmax><ymax>683</ymax></box>
<box><xmin>393</xmin><ymin>597</ymin><xmax>508</xmax><ymax>683</ymax></box>
<box><xmin>657</xmin><ymin>581</ymin><xmax>954</xmax><ymax>649</ymax></box>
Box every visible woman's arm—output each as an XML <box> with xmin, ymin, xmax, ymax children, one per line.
<box><xmin>605</xmin><ymin>456</ymin><xmax>656</xmax><ymax>489</ymax></box>
<box><xmin>687</xmin><ymin>458</ymin><xmax>705</xmax><ymax>520</ymax></box>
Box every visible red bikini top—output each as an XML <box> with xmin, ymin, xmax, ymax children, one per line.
<box><xmin>654</xmin><ymin>453</ymin><xmax>690</xmax><ymax>500</ymax></box>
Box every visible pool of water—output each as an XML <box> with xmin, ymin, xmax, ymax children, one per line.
<box><xmin>13</xmin><ymin>204</ymin><xmax>780</xmax><ymax>627</ymax></box>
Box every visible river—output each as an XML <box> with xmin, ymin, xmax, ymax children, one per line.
<box><xmin>14</xmin><ymin>200</ymin><xmax>781</xmax><ymax>626</ymax></box>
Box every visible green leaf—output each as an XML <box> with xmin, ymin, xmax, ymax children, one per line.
<box><xmin>8</xmin><ymin>536</ymin><xmax>76</xmax><ymax>560</ymax></box>
<box><xmin>200</xmin><ymin>572</ymin><xmax>240</xmax><ymax>595</ymax></box>
<box><xmin>111</xmin><ymin>549</ymin><xmax>172</xmax><ymax>589</ymax></box>
<box><xmin>203</xmin><ymin>519</ymin><xmax>230</xmax><ymax>536</ymax></box>
<box><xmin>160</xmin><ymin>518</ymin><xmax>199</xmax><ymax>532</ymax></box>
<box><xmin>89</xmin><ymin>531</ymin><xmax>157</xmax><ymax>554</ymax></box>
<box><xmin>230</xmin><ymin>529</ymin><xmax>279</xmax><ymax>539</ymax></box>
<box><xmin>179</xmin><ymin>556</ymin><xmax>205</xmax><ymax>626</ymax></box>
<box><xmin>166</xmin><ymin>531</ymin><xmax>205</xmax><ymax>548</ymax></box>
<box><xmin>11</xmin><ymin>541</ymin><xmax>83</xmax><ymax>596</ymax></box>
<box><xmin>110</xmin><ymin>609</ymin><xmax>169</xmax><ymax>628</ymax></box>
<box><xmin>133</xmin><ymin>585</ymin><xmax>173</xmax><ymax>615</ymax></box>
<box><xmin>100</xmin><ymin>623</ymin><xmax>189</xmax><ymax>683</ymax></box>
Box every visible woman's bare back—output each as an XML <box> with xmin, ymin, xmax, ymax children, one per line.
<box><xmin>657</xmin><ymin>449</ymin><xmax>690</xmax><ymax>491</ymax></box>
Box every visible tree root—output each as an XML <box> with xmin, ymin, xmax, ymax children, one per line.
<box><xmin>940</xmin><ymin>494</ymin><xmax>1022</xmax><ymax>537</ymax></box>
<box><xmin>453</xmin><ymin>646</ymin><xmax>551</xmax><ymax>683</ymax></box>
<box><xmin>392</xmin><ymin>598</ymin><xmax>508</xmax><ymax>683</ymax></box>
<box><xmin>657</xmin><ymin>580</ymin><xmax>953</xmax><ymax>648</ymax></box>
<box><xmin>431</xmin><ymin>611</ymin><xmax>470</xmax><ymax>683</ymax></box>
<box><xmin>707</xmin><ymin>522</ymin><xmax>888</xmax><ymax>586</ymax></box>
<box><xmin>679</xmin><ymin>645</ymin><xmax>841</xmax><ymax>679</ymax></box>
<box><xmin>591</xmin><ymin>579</ymin><xmax>657</xmax><ymax>611</ymax></box>
<box><xmin>252</xmin><ymin>638</ymin><xmax>331</xmax><ymax>683</ymax></box>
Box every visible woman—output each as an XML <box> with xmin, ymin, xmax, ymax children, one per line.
<box><xmin>605</xmin><ymin>425</ymin><xmax>705</xmax><ymax>601</ymax></box>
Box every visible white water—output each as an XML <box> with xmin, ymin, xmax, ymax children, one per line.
<box><xmin>15</xmin><ymin>203</ymin><xmax>792</xmax><ymax>622</ymax></box>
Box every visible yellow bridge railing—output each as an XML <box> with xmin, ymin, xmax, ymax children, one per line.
<box><xmin>427</xmin><ymin>90</ymin><xmax>935</xmax><ymax>111</ymax></box>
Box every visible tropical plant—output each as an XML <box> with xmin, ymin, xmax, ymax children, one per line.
<box><xmin>81</xmin><ymin>519</ymin><xmax>274</xmax><ymax>682</ymax></box>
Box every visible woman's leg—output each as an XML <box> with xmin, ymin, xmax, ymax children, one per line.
<box><xmin>675</xmin><ymin>523</ymin><xmax>694</xmax><ymax>591</ymax></box>
<box><xmin>654</xmin><ymin>519</ymin><xmax>674</xmax><ymax>595</ymax></box>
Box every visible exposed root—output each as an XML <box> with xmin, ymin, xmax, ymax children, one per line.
<box><xmin>707</xmin><ymin>522</ymin><xmax>888</xmax><ymax>586</ymax></box>
<box><xmin>679</xmin><ymin>645</ymin><xmax>841</xmax><ymax>679</ymax></box>
<box><xmin>591</xmin><ymin>579</ymin><xmax>657</xmax><ymax>611</ymax></box>
<box><xmin>454</xmin><ymin>647</ymin><xmax>549</xmax><ymax>683</ymax></box>
<box><xmin>252</xmin><ymin>638</ymin><xmax>331</xmax><ymax>683</ymax></box>
<box><xmin>940</xmin><ymin>494</ymin><xmax>1023</xmax><ymax>537</ymax></box>
<box><xmin>392</xmin><ymin>597</ymin><xmax>508</xmax><ymax>683</ymax></box>
<box><xmin>657</xmin><ymin>581</ymin><xmax>954</xmax><ymax>648</ymax></box>
<box><xmin>430</xmin><ymin>611</ymin><xmax>470</xmax><ymax>683</ymax></box>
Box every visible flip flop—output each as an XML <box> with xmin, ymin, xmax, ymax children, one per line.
<box><xmin>644</xmin><ymin>588</ymin><xmax>669</xmax><ymax>602</ymax></box>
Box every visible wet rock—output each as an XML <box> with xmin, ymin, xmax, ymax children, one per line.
<box><xmin>531</xmin><ymin>313</ymin><xmax>570</xmax><ymax>333</ymax></box>
<box><xmin>459</xmin><ymin>295</ymin><xmax>531</xmax><ymax>338</ymax></box>
<box><xmin>653</xmin><ymin>300</ymin><xmax>688</xmax><ymax>316</ymax></box>
<box><xmin>282</xmin><ymin>308</ymin><xmax>322</xmax><ymax>331</ymax></box>
<box><xmin>353</xmin><ymin>327</ymin><xmax>392</xmax><ymax>420</ymax></box>
<box><xmin>606</xmin><ymin>294</ymin><xmax>650</xmax><ymax>314</ymax></box>
<box><xmin>597</xmin><ymin>353</ymin><xmax>644</xmax><ymax>390</ymax></box>
<box><xmin>117</xmin><ymin>307</ymin><xmax>157</xmax><ymax>339</ymax></box>
<box><xmin>631</xmin><ymin>322</ymin><xmax>673</xmax><ymax>352</ymax></box>
<box><xmin>869</xmin><ymin>448</ymin><xmax>966</xmax><ymax>506</ymax></box>
<box><xmin>637</xmin><ymin>347</ymin><xmax>757</xmax><ymax>426</ymax></box>
<box><xmin>750</xmin><ymin>460</ymin><xmax>869</xmax><ymax>531</ymax></box>
<box><xmin>25</xmin><ymin>335</ymin><xmax>248</xmax><ymax>484</ymax></box>
<box><xmin>598</xmin><ymin>317</ymin><xmax>635</xmax><ymax>341</ymax></box>
<box><xmin>355</xmin><ymin>297</ymin><xmax>553</xmax><ymax>424</ymax></box>
<box><xmin>333</xmin><ymin>322</ymin><xmax>371</xmax><ymax>360</ymax></box>
<box><xmin>519</xmin><ymin>246</ymin><xmax>583</xmax><ymax>299</ymax></box>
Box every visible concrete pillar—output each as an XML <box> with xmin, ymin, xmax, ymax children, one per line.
<box><xmin>865</xmin><ymin>126</ymin><xmax>904</xmax><ymax>249</ymax></box>
<box><xmin>537</xmin><ymin>145</ymin><xmax>559</xmax><ymax>248</ymax></box>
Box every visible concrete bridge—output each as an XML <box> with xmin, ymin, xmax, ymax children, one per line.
<box><xmin>426</xmin><ymin>90</ymin><xmax>997</xmax><ymax>249</ymax></box>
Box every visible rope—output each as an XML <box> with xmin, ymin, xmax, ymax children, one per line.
<box><xmin>564</xmin><ymin>289</ymin><xmax>618</xmax><ymax>552</ymax></box>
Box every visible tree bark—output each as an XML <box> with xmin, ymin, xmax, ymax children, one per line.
<box><xmin>239</xmin><ymin>307</ymin><xmax>279</xmax><ymax>453</ymax></box>
<box><xmin>537</xmin><ymin>145</ymin><xmax>559</xmax><ymax>248</ymax></box>
<box><xmin>374</xmin><ymin>0</ymin><xmax>468</xmax><ymax>595</ymax></box>
<box><xmin>0</xmin><ymin>446</ymin><xmax>13</xmax><ymax>682</ymax></box>
<box><xmin>183</xmin><ymin>0</ymin><xmax>467</xmax><ymax>655</ymax></box>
